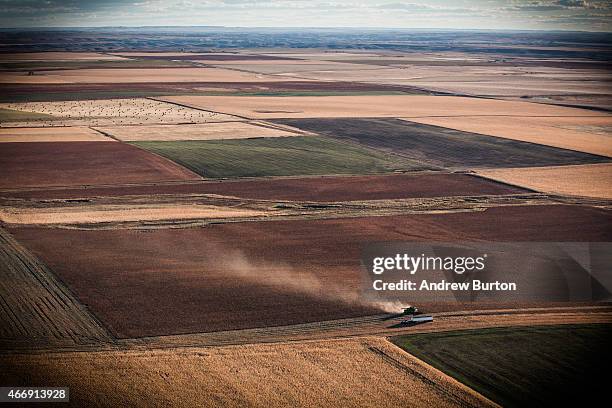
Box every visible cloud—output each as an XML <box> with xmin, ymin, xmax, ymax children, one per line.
<box><xmin>0</xmin><ymin>0</ymin><xmax>610</xmax><ymax>30</ymax></box>
<box><xmin>376</xmin><ymin>3</ymin><xmax>435</xmax><ymax>11</ymax></box>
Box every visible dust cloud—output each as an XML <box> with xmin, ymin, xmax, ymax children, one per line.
<box><xmin>213</xmin><ymin>247</ymin><xmax>405</xmax><ymax>314</ymax></box>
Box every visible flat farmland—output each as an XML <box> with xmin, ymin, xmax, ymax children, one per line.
<box><xmin>119</xmin><ymin>53</ymin><xmax>298</xmax><ymax>61</ymax></box>
<box><xmin>403</xmin><ymin>116</ymin><xmax>612</xmax><ymax>157</ymax></box>
<box><xmin>0</xmin><ymin>107</ymin><xmax>55</xmax><ymax>122</ymax></box>
<box><xmin>132</xmin><ymin>136</ymin><xmax>428</xmax><ymax>178</ymax></box>
<box><xmin>159</xmin><ymin>94</ymin><xmax>608</xmax><ymax>119</ymax></box>
<box><xmin>0</xmin><ymin>52</ymin><xmax>128</xmax><ymax>61</ymax></box>
<box><xmin>0</xmin><ymin>98</ymin><xmax>236</xmax><ymax>127</ymax></box>
<box><xmin>0</xmin><ymin>81</ymin><xmax>428</xmax><ymax>104</ymax></box>
<box><xmin>393</xmin><ymin>324</ymin><xmax>611</xmax><ymax>408</ymax></box>
<box><xmin>275</xmin><ymin>118</ymin><xmax>610</xmax><ymax>169</ymax></box>
<box><xmin>0</xmin><ymin>126</ymin><xmax>112</xmax><ymax>143</ymax></box>
<box><xmin>97</xmin><ymin>121</ymin><xmax>303</xmax><ymax>142</ymax></box>
<box><xmin>0</xmin><ymin>204</ymin><xmax>267</xmax><ymax>225</ymax></box>
<box><xmin>25</xmin><ymin>68</ymin><xmax>299</xmax><ymax>84</ymax></box>
<box><xmin>204</xmin><ymin>61</ymin><xmax>383</xmax><ymax>75</ymax></box>
<box><xmin>478</xmin><ymin>163</ymin><xmax>612</xmax><ymax>199</ymax></box>
<box><xmin>9</xmin><ymin>205</ymin><xmax>611</xmax><ymax>338</ymax></box>
<box><xmin>0</xmin><ymin>141</ymin><xmax>200</xmax><ymax>189</ymax></box>
<box><xmin>0</xmin><ymin>337</ymin><xmax>494</xmax><ymax>408</ymax></box>
<box><xmin>0</xmin><ymin>173</ymin><xmax>528</xmax><ymax>202</ymax></box>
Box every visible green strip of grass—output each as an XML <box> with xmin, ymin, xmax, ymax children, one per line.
<box><xmin>132</xmin><ymin>136</ymin><xmax>427</xmax><ymax>178</ymax></box>
<box><xmin>0</xmin><ymin>108</ymin><xmax>56</xmax><ymax>122</ymax></box>
<box><xmin>392</xmin><ymin>324</ymin><xmax>612</xmax><ymax>408</ymax></box>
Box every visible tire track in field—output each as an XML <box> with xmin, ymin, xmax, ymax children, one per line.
<box><xmin>0</xmin><ymin>227</ymin><xmax>114</xmax><ymax>350</ymax></box>
<box><xmin>118</xmin><ymin>306</ymin><xmax>612</xmax><ymax>350</ymax></box>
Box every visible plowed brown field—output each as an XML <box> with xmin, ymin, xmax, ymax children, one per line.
<box><xmin>0</xmin><ymin>141</ymin><xmax>200</xmax><ymax>189</ymax></box>
<box><xmin>9</xmin><ymin>205</ymin><xmax>611</xmax><ymax>338</ymax></box>
<box><xmin>0</xmin><ymin>173</ymin><xmax>528</xmax><ymax>201</ymax></box>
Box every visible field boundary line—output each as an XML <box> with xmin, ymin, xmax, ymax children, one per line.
<box><xmin>147</xmin><ymin>96</ymin><xmax>252</xmax><ymax>120</ymax></box>
<box><xmin>0</xmin><ymin>227</ymin><xmax>115</xmax><ymax>349</ymax></box>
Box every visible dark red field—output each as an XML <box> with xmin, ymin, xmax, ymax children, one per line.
<box><xmin>0</xmin><ymin>141</ymin><xmax>200</xmax><ymax>189</ymax></box>
<box><xmin>0</xmin><ymin>173</ymin><xmax>528</xmax><ymax>201</ymax></box>
<box><xmin>2</xmin><ymin>80</ymin><xmax>430</xmax><ymax>96</ymax></box>
<box><xmin>10</xmin><ymin>204</ymin><xmax>611</xmax><ymax>338</ymax></box>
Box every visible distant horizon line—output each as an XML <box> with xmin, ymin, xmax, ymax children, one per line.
<box><xmin>0</xmin><ymin>26</ymin><xmax>610</xmax><ymax>34</ymax></box>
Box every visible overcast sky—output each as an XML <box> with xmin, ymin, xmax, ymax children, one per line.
<box><xmin>1</xmin><ymin>0</ymin><xmax>611</xmax><ymax>31</ymax></box>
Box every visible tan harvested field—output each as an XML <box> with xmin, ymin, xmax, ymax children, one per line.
<box><xmin>31</xmin><ymin>67</ymin><xmax>300</xmax><ymax>84</ymax></box>
<box><xmin>0</xmin><ymin>52</ymin><xmax>128</xmax><ymax>61</ymax></box>
<box><xmin>478</xmin><ymin>163</ymin><xmax>612</xmax><ymax>199</ymax></box>
<box><xmin>0</xmin><ymin>73</ymin><xmax>70</xmax><ymax>84</ymax></box>
<box><xmin>278</xmin><ymin>66</ymin><xmax>428</xmax><ymax>82</ymax></box>
<box><xmin>0</xmin><ymin>126</ymin><xmax>112</xmax><ymax>143</ymax></box>
<box><xmin>205</xmin><ymin>61</ymin><xmax>381</xmax><ymax>74</ymax></box>
<box><xmin>261</xmin><ymin>51</ymin><xmax>383</xmax><ymax>59</ymax></box>
<box><xmin>0</xmin><ymin>204</ymin><xmax>267</xmax><ymax>225</ymax></box>
<box><xmin>111</xmin><ymin>52</ymin><xmax>219</xmax><ymax>57</ymax></box>
<box><xmin>159</xmin><ymin>95</ymin><xmax>608</xmax><ymax>120</ymax></box>
<box><xmin>97</xmin><ymin>121</ymin><xmax>303</xmax><ymax>141</ymax></box>
<box><xmin>280</xmin><ymin>62</ymin><xmax>612</xmax><ymax>98</ymax></box>
<box><xmin>0</xmin><ymin>337</ymin><xmax>496</xmax><ymax>408</ymax></box>
<box><xmin>403</xmin><ymin>116</ymin><xmax>612</xmax><ymax>157</ymax></box>
<box><xmin>407</xmin><ymin>79</ymin><xmax>612</xmax><ymax>97</ymax></box>
<box><xmin>0</xmin><ymin>98</ymin><xmax>236</xmax><ymax>127</ymax></box>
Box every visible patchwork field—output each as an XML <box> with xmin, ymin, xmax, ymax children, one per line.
<box><xmin>10</xmin><ymin>67</ymin><xmax>298</xmax><ymax>84</ymax></box>
<box><xmin>97</xmin><ymin>121</ymin><xmax>304</xmax><ymax>141</ymax></box>
<box><xmin>404</xmin><ymin>116</ymin><xmax>612</xmax><ymax>157</ymax></box>
<box><xmin>0</xmin><ymin>173</ymin><xmax>529</xmax><ymax>202</ymax></box>
<box><xmin>0</xmin><ymin>204</ymin><xmax>267</xmax><ymax>225</ymax></box>
<box><xmin>0</xmin><ymin>126</ymin><xmax>111</xmax><ymax>142</ymax></box>
<box><xmin>0</xmin><ymin>227</ymin><xmax>112</xmax><ymax>349</ymax></box>
<box><xmin>9</xmin><ymin>205</ymin><xmax>611</xmax><ymax>338</ymax></box>
<box><xmin>0</xmin><ymin>107</ymin><xmax>55</xmax><ymax>122</ymax></box>
<box><xmin>159</xmin><ymin>94</ymin><xmax>610</xmax><ymax>120</ymax></box>
<box><xmin>478</xmin><ymin>163</ymin><xmax>612</xmax><ymax>199</ymax></box>
<box><xmin>0</xmin><ymin>98</ymin><xmax>237</xmax><ymax>127</ymax></box>
<box><xmin>392</xmin><ymin>324</ymin><xmax>611</xmax><ymax>408</ymax></box>
<box><xmin>0</xmin><ymin>141</ymin><xmax>200</xmax><ymax>189</ymax></box>
<box><xmin>0</xmin><ymin>52</ymin><xmax>128</xmax><ymax>61</ymax></box>
<box><xmin>1</xmin><ymin>40</ymin><xmax>611</xmax><ymax>408</ymax></box>
<box><xmin>132</xmin><ymin>136</ymin><xmax>428</xmax><ymax>178</ymax></box>
<box><xmin>0</xmin><ymin>337</ymin><xmax>494</xmax><ymax>408</ymax></box>
<box><xmin>205</xmin><ymin>60</ymin><xmax>383</xmax><ymax>75</ymax></box>
<box><xmin>275</xmin><ymin>118</ymin><xmax>610</xmax><ymax>169</ymax></box>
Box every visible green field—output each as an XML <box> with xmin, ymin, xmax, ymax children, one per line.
<box><xmin>392</xmin><ymin>324</ymin><xmax>611</xmax><ymax>408</ymax></box>
<box><xmin>132</xmin><ymin>136</ymin><xmax>427</xmax><ymax>178</ymax></box>
<box><xmin>0</xmin><ymin>108</ymin><xmax>56</xmax><ymax>122</ymax></box>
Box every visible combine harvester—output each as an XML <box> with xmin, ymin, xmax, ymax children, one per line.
<box><xmin>400</xmin><ymin>307</ymin><xmax>433</xmax><ymax>326</ymax></box>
